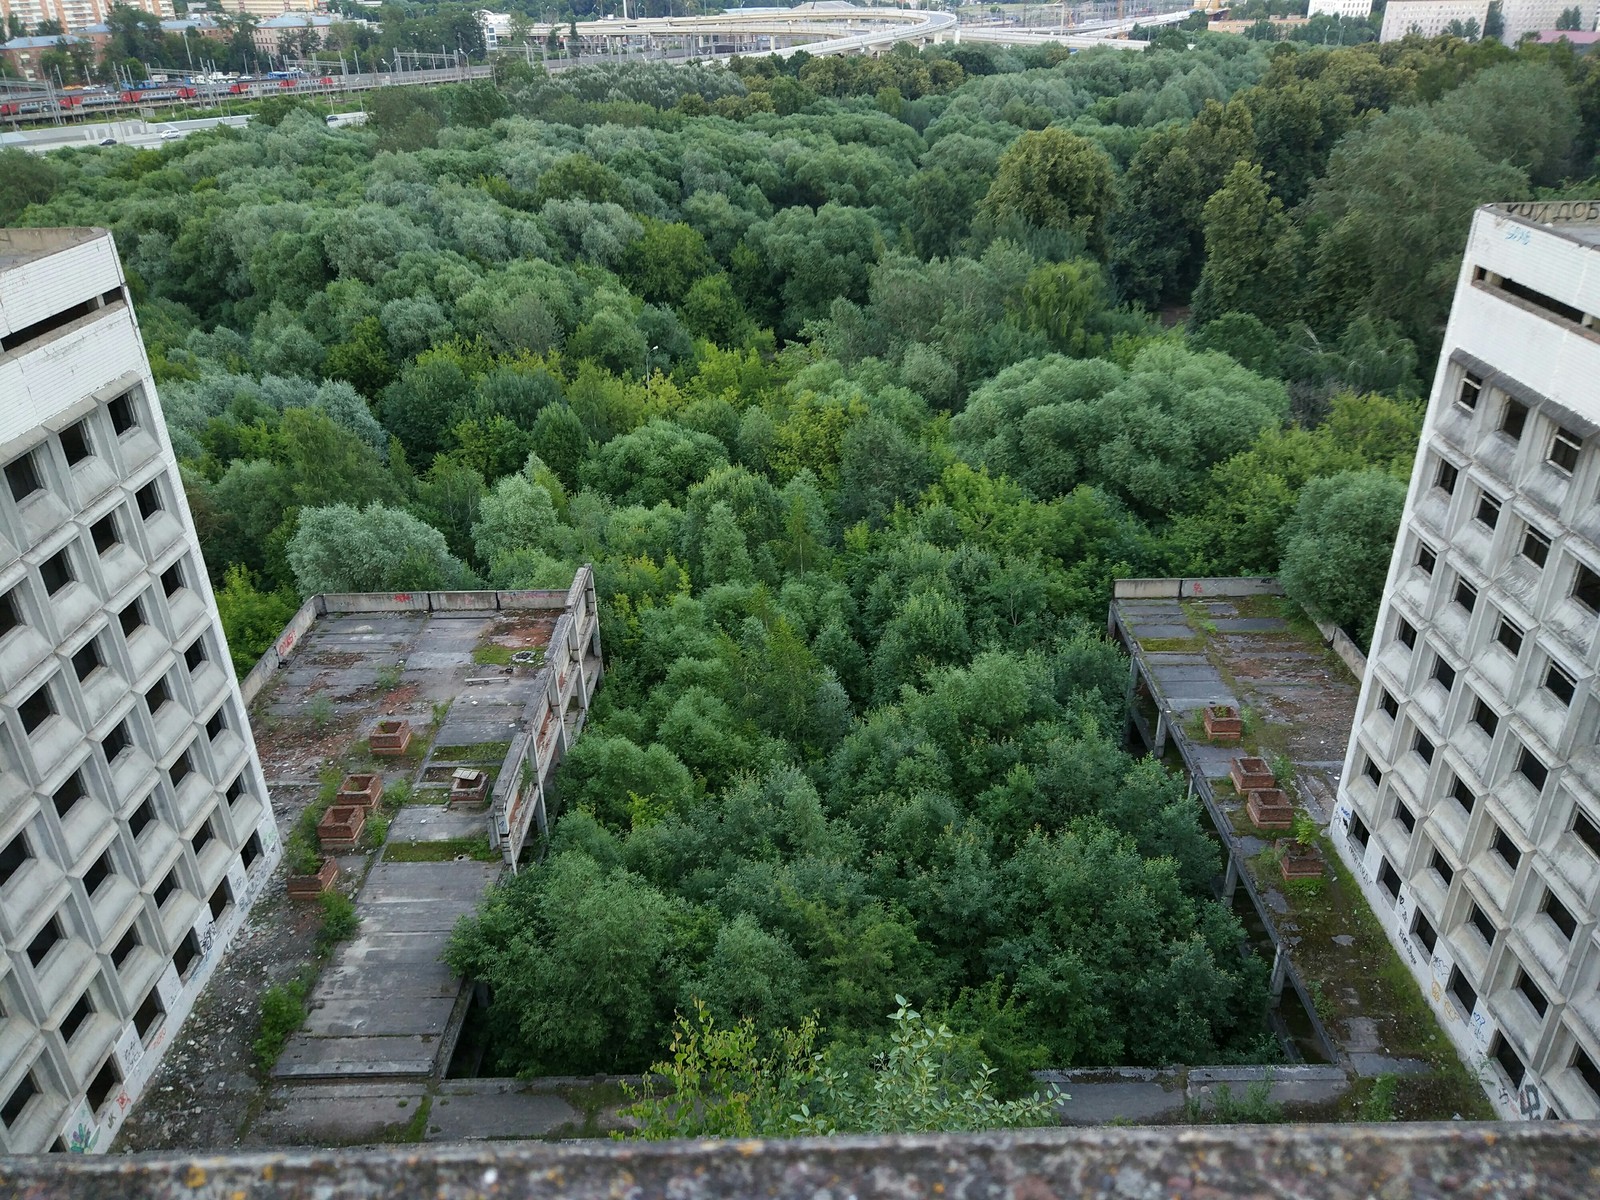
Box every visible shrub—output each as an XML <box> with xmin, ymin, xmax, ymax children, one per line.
<box><xmin>318</xmin><ymin>890</ymin><xmax>360</xmax><ymax>948</ymax></box>
<box><xmin>254</xmin><ymin>978</ymin><xmax>310</xmax><ymax>1072</ymax></box>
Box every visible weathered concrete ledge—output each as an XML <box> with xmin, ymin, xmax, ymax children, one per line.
<box><xmin>15</xmin><ymin>1124</ymin><xmax>1600</xmax><ymax>1198</ymax></box>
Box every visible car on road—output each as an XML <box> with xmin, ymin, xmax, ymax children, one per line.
<box><xmin>160</xmin><ymin>128</ymin><xmax>182</xmax><ymax>141</ymax></box>
<box><xmin>98</xmin><ymin>137</ymin><xmax>117</xmax><ymax>146</ymax></box>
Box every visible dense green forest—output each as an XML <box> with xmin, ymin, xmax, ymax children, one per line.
<box><xmin>7</xmin><ymin>28</ymin><xmax>1597</xmax><ymax>1081</ymax></box>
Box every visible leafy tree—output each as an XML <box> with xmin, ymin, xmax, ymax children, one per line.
<box><xmin>1192</xmin><ymin>161</ymin><xmax>1301</xmax><ymax>327</ymax></box>
<box><xmin>214</xmin><ymin>564</ymin><xmax>297</xmax><ymax>675</ymax></box>
<box><xmin>472</xmin><ymin>467</ymin><xmax>563</xmax><ymax>570</ymax></box>
<box><xmin>978</xmin><ymin>128</ymin><xmax>1116</xmax><ymax>253</ymax></box>
<box><xmin>1279</xmin><ymin>470</ymin><xmax>1407</xmax><ymax>644</ymax></box>
<box><xmin>286</xmin><ymin>502</ymin><xmax>471</xmax><ymax>596</ymax></box>
<box><xmin>623</xmin><ymin>219</ymin><xmax>714</xmax><ymax>307</ymax></box>
<box><xmin>0</xmin><ymin>149</ymin><xmax>61</xmax><ymax>224</ymax></box>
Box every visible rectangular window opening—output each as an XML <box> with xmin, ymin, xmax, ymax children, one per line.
<box><xmin>1492</xmin><ymin>1033</ymin><xmax>1527</xmax><ymax>1088</ymax></box>
<box><xmin>1380</xmin><ymin>688</ymin><xmax>1399</xmax><ymax>719</ymax></box>
<box><xmin>208</xmin><ymin>879</ymin><xmax>231</xmax><ymax>921</ymax></box>
<box><xmin>1517</xmin><ymin>746</ymin><xmax>1550</xmax><ymax>792</ymax></box>
<box><xmin>1457</xmin><ymin>372</ymin><xmax>1482</xmax><ymax>411</ymax></box>
<box><xmin>135</xmin><ymin>481</ymin><xmax>163</xmax><ymax>521</ymax></box>
<box><xmin>71</xmin><ymin>639</ymin><xmax>102</xmax><ymax>683</ymax></box>
<box><xmin>0</xmin><ymin>588</ymin><xmax>19</xmax><ymax>639</ymax></box>
<box><xmin>103</xmin><ymin>720</ymin><xmax>130</xmax><ymax>763</ymax></box>
<box><xmin>1495</xmin><ymin>615</ymin><xmax>1525</xmax><ymax>656</ymax></box>
<box><xmin>1492</xmin><ymin>826</ymin><xmax>1523</xmax><ymax>871</ymax></box>
<box><xmin>1395</xmin><ymin>799</ymin><xmax>1416</xmax><ymax>836</ymax></box>
<box><xmin>1432</xmin><ymin>657</ymin><xmax>1457</xmax><ymax>692</ymax></box>
<box><xmin>82</xmin><ymin>850</ymin><xmax>112</xmax><ymax>898</ymax></box>
<box><xmin>1471</xmin><ymin>696</ymin><xmax>1500</xmax><ymax>738</ymax></box>
<box><xmin>1522</xmin><ymin>526</ymin><xmax>1552</xmax><ymax>568</ymax></box>
<box><xmin>1412</xmin><ymin>911</ymin><xmax>1437</xmax><ymax>956</ymax></box>
<box><xmin>1</xmin><ymin>1072</ymin><xmax>38</xmax><ymax>1129</ymax></box>
<box><xmin>108</xmin><ymin>392</ymin><xmax>137</xmax><ymax>436</ymax></box>
<box><xmin>1550</xmin><ymin>427</ymin><xmax>1582</xmax><ymax>474</ymax></box>
<box><xmin>1451</xmin><ymin>774</ymin><xmax>1478</xmax><ymax>814</ymax></box>
<box><xmin>1435</xmin><ymin>460</ymin><xmax>1460</xmax><ymax>495</ymax></box>
<box><xmin>1449</xmin><ymin>965</ymin><xmax>1479</xmax><ymax>1019</ymax></box>
<box><xmin>1545</xmin><ymin>661</ymin><xmax>1577</xmax><ymax>707</ymax></box>
<box><xmin>1417</xmin><ymin>544</ymin><xmax>1438</xmax><ymax>576</ymax></box>
<box><xmin>1397</xmin><ymin>617</ymin><xmax>1417</xmax><ymax>650</ymax></box>
<box><xmin>1576</xmin><ymin>563</ymin><xmax>1600</xmax><ymax>613</ymax></box>
<box><xmin>90</xmin><ymin>513</ymin><xmax>120</xmax><ymax>556</ymax></box>
<box><xmin>59</xmin><ymin>421</ymin><xmax>92</xmax><ymax>467</ymax></box>
<box><xmin>111</xmin><ymin>925</ymin><xmax>140</xmax><ymax>970</ymax></box>
<box><xmin>127</xmin><ymin>796</ymin><xmax>155</xmax><ymax>840</ymax></box>
<box><xmin>26</xmin><ymin>916</ymin><xmax>62</xmax><ymax>968</ymax></box>
<box><xmin>1377</xmin><ymin>857</ymin><xmax>1402</xmax><ymax>901</ymax></box>
<box><xmin>85</xmin><ymin>1058</ymin><xmax>120</xmax><ymax>1114</ymax></box>
<box><xmin>1429</xmin><ymin>848</ymin><xmax>1454</xmax><ymax>886</ymax></box>
<box><xmin>58</xmin><ymin>991</ymin><xmax>93</xmax><ymax>1043</ymax></box>
<box><xmin>1515</xmin><ymin>969</ymin><xmax>1549</xmax><ymax>1017</ymax></box>
<box><xmin>1469</xmin><ymin>902</ymin><xmax>1496</xmax><ymax>946</ymax></box>
<box><xmin>1573</xmin><ymin>810</ymin><xmax>1600</xmax><ymax>858</ymax></box>
<box><xmin>1454</xmin><ymin>578</ymin><xmax>1479</xmax><ymax>614</ymax></box>
<box><xmin>1414</xmin><ymin>730</ymin><xmax>1435</xmax><ymax>766</ymax></box>
<box><xmin>1502</xmin><ymin>400</ymin><xmax>1530</xmax><ymax>442</ymax></box>
<box><xmin>5</xmin><ymin>452</ymin><xmax>42</xmax><ymax>503</ymax></box>
<box><xmin>1475</xmin><ymin>492</ymin><xmax>1502</xmax><ymax>530</ymax></box>
<box><xmin>1349</xmin><ymin>812</ymin><xmax>1371</xmax><ymax>851</ymax></box>
<box><xmin>40</xmin><ymin>549</ymin><xmax>73</xmax><ymax>597</ymax></box>
<box><xmin>172</xmin><ymin>929</ymin><xmax>200</xmax><ymax>979</ymax></box>
<box><xmin>51</xmin><ymin>772</ymin><xmax>85</xmax><ymax>821</ymax></box>
<box><xmin>0</xmin><ymin>832</ymin><xmax>31</xmax><ymax>886</ymax></box>
<box><xmin>18</xmin><ymin>684</ymin><xmax>55</xmax><ymax>735</ymax></box>
<box><xmin>1545</xmin><ymin>891</ymin><xmax>1577</xmax><ymax>940</ymax></box>
<box><xmin>162</xmin><ymin>563</ymin><xmax>185</xmax><ymax>598</ymax></box>
<box><xmin>134</xmin><ymin>988</ymin><xmax>164</xmax><ymax>1043</ymax></box>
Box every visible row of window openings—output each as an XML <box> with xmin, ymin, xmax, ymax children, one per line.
<box><xmin>1414</xmin><ymin>515</ymin><xmax>1600</xmax><ymax>614</ymax></box>
<box><xmin>2</xmin><ymin>395</ymin><xmax>142</xmax><ymax>509</ymax></box>
<box><xmin>0</xmin><ymin>872</ymin><xmax>253</xmax><ymax>1137</ymax></box>
<box><xmin>1455</xmin><ymin>373</ymin><xmax>1584</xmax><ymax>475</ymax></box>
<box><xmin>1434</xmin><ymin>462</ymin><xmax>1559</xmax><ymax>564</ymax></box>
<box><xmin>0</xmin><ymin>767</ymin><xmax>253</xmax><ymax>895</ymax></box>
<box><xmin>3</xmin><ymin>832</ymin><xmax>260</xmax><ymax>995</ymax></box>
<box><xmin>1377</xmin><ymin>650</ymin><xmax>1576</xmax><ymax>732</ymax></box>
<box><xmin>0</xmin><ymin>493</ymin><xmax>173</xmax><ymax>645</ymax></box>
<box><xmin>1365</xmin><ymin>706</ymin><xmax>1552</xmax><ymax>795</ymax></box>
<box><xmin>12</xmin><ymin>627</ymin><xmax>211</xmax><ymax>738</ymax></box>
<box><xmin>1350</xmin><ymin>800</ymin><xmax>1582</xmax><ymax>938</ymax></box>
<box><xmin>1352</xmin><ymin>822</ymin><xmax>1591</xmax><ymax>1099</ymax></box>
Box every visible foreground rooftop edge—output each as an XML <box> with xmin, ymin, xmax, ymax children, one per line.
<box><xmin>4</xmin><ymin>1123</ymin><xmax>1600</xmax><ymax>1198</ymax></box>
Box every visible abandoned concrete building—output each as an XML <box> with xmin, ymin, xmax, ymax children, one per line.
<box><xmin>0</xmin><ymin>228</ymin><xmax>281</xmax><ymax>1152</ymax></box>
<box><xmin>1333</xmin><ymin>202</ymin><xmax>1600</xmax><ymax>1120</ymax></box>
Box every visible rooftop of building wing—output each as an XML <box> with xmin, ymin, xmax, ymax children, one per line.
<box><xmin>1489</xmin><ymin>201</ymin><xmax>1600</xmax><ymax>248</ymax></box>
<box><xmin>0</xmin><ymin>227</ymin><xmax>108</xmax><ymax>272</ymax></box>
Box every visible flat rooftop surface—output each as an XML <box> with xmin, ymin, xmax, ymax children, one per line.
<box><xmin>119</xmin><ymin>607</ymin><xmax>558</xmax><ymax>1149</ymax></box>
<box><xmin>1113</xmin><ymin>592</ymin><xmax>1491</xmax><ymax>1120</ymax></box>
<box><xmin>0</xmin><ymin>227</ymin><xmax>105</xmax><ymax>272</ymax></box>
<box><xmin>1491</xmin><ymin>201</ymin><xmax>1600</xmax><ymax>248</ymax></box>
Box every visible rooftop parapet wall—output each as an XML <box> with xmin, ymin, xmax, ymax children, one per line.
<box><xmin>239</xmin><ymin>584</ymin><xmax>582</xmax><ymax>706</ymax></box>
<box><xmin>7</xmin><ymin>1124</ymin><xmax>1599</xmax><ymax>1199</ymax></box>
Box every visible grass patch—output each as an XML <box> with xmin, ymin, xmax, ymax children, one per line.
<box><xmin>384</xmin><ymin>836</ymin><xmax>498</xmax><ymax>863</ymax></box>
<box><xmin>431</xmin><ymin>741</ymin><xmax>512</xmax><ymax>762</ymax></box>
<box><xmin>473</xmin><ymin>644</ymin><xmax>515</xmax><ymax>666</ymax></box>
<box><xmin>253</xmin><ymin>972</ymin><xmax>314</xmax><ymax>1074</ymax></box>
<box><xmin>1139</xmin><ymin>636</ymin><xmax>1204</xmax><ymax>653</ymax></box>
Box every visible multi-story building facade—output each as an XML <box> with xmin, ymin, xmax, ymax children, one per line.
<box><xmin>1332</xmin><ymin>200</ymin><xmax>1600</xmax><ymax>1121</ymax></box>
<box><xmin>0</xmin><ymin>0</ymin><xmax>172</xmax><ymax>35</ymax></box>
<box><xmin>215</xmin><ymin>0</ymin><xmax>317</xmax><ymax>20</ymax></box>
<box><xmin>1379</xmin><ymin>0</ymin><xmax>1490</xmax><ymax>39</ymax></box>
<box><xmin>0</xmin><ymin>228</ymin><xmax>279</xmax><ymax>1154</ymax></box>
<box><xmin>1307</xmin><ymin>0</ymin><xmax>1374</xmax><ymax>19</ymax></box>
<box><xmin>1500</xmin><ymin>0</ymin><xmax>1593</xmax><ymax>42</ymax></box>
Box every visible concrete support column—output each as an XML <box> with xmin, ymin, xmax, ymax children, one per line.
<box><xmin>1153</xmin><ymin>709</ymin><xmax>1169</xmax><ymax>757</ymax></box>
<box><xmin>1269</xmin><ymin>941</ymin><xmax>1289</xmax><ymax>1004</ymax></box>
<box><xmin>1223</xmin><ymin>856</ymin><xmax>1239</xmax><ymax>904</ymax></box>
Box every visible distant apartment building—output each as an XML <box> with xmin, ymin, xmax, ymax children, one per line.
<box><xmin>0</xmin><ymin>33</ymin><xmax>85</xmax><ymax>79</ymax></box>
<box><xmin>1331</xmin><ymin>200</ymin><xmax>1600</xmax><ymax>1121</ymax></box>
<box><xmin>0</xmin><ymin>228</ymin><xmax>280</xmax><ymax>1153</ymax></box>
<box><xmin>1379</xmin><ymin>0</ymin><xmax>1491</xmax><ymax>38</ymax></box>
<box><xmin>1307</xmin><ymin>0</ymin><xmax>1374</xmax><ymax>18</ymax></box>
<box><xmin>251</xmin><ymin>11</ymin><xmax>336</xmax><ymax>52</ymax></box>
<box><xmin>0</xmin><ymin>0</ymin><xmax>172</xmax><ymax>34</ymax></box>
<box><xmin>214</xmin><ymin>0</ymin><xmax>316</xmax><ymax>19</ymax></box>
<box><xmin>1500</xmin><ymin>0</ymin><xmax>1593</xmax><ymax>41</ymax></box>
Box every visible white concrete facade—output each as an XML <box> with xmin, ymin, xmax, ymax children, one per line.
<box><xmin>0</xmin><ymin>229</ymin><xmax>279</xmax><ymax>1153</ymax></box>
<box><xmin>1332</xmin><ymin>202</ymin><xmax>1600</xmax><ymax>1122</ymax></box>
<box><xmin>1379</xmin><ymin>0</ymin><xmax>1490</xmax><ymax>38</ymax></box>
<box><xmin>1500</xmin><ymin>0</ymin><xmax>1592</xmax><ymax>41</ymax></box>
<box><xmin>1307</xmin><ymin>0</ymin><xmax>1374</xmax><ymax>19</ymax></box>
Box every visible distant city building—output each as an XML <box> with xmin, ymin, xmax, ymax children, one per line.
<box><xmin>0</xmin><ymin>32</ymin><xmax>85</xmax><ymax>79</ymax></box>
<box><xmin>250</xmin><ymin>12</ymin><xmax>338</xmax><ymax>53</ymax></box>
<box><xmin>1332</xmin><ymin>200</ymin><xmax>1600</xmax><ymax>1121</ymax></box>
<box><xmin>1307</xmin><ymin>0</ymin><xmax>1374</xmax><ymax>18</ymax></box>
<box><xmin>1531</xmin><ymin>27</ymin><xmax>1600</xmax><ymax>47</ymax></box>
<box><xmin>0</xmin><ymin>0</ymin><xmax>172</xmax><ymax>34</ymax></box>
<box><xmin>0</xmin><ymin>227</ymin><xmax>281</xmax><ymax>1152</ymax></box>
<box><xmin>214</xmin><ymin>0</ymin><xmax>315</xmax><ymax>19</ymax></box>
<box><xmin>1379</xmin><ymin>0</ymin><xmax>1491</xmax><ymax>38</ymax></box>
<box><xmin>1499</xmin><ymin>0</ymin><xmax>1590</xmax><ymax>41</ymax></box>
